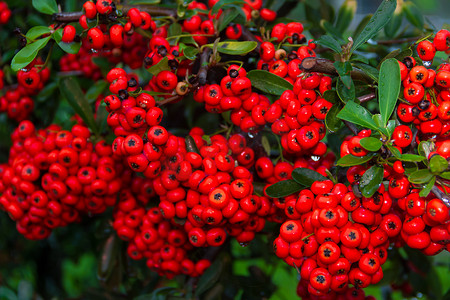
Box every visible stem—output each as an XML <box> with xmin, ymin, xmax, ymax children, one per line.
<box><xmin>300</xmin><ymin>57</ymin><xmax>374</xmax><ymax>82</ymax></box>
<box><xmin>358</xmin><ymin>92</ymin><xmax>376</xmax><ymax>103</ymax></box>
<box><xmin>52</xmin><ymin>5</ymin><xmax>177</xmax><ymax>23</ymax></box>
<box><xmin>198</xmin><ymin>47</ymin><xmax>212</xmax><ymax>85</ymax></box>
<box><xmin>376</xmin><ymin>36</ymin><xmax>420</xmax><ymax>45</ymax></box>
<box><xmin>344</xmin><ymin>121</ymin><xmax>358</xmax><ymax>135</ymax></box>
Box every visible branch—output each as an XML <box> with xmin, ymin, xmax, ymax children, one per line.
<box><xmin>431</xmin><ymin>186</ymin><xmax>450</xmax><ymax>208</ymax></box>
<box><xmin>358</xmin><ymin>92</ymin><xmax>376</xmax><ymax>103</ymax></box>
<box><xmin>198</xmin><ymin>48</ymin><xmax>212</xmax><ymax>85</ymax></box>
<box><xmin>53</xmin><ymin>5</ymin><xmax>176</xmax><ymax>23</ymax></box>
<box><xmin>344</xmin><ymin>121</ymin><xmax>358</xmax><ymax>135</ymax></box>
<box><xmin>300</xmin><ymin>57</ymin><xmax>374</xmax><ymax>82</ymax></box>
<box><xmin>376</xmin><ymin>36</ymin><xmax>419</xmax><ymax>45</ymax></box>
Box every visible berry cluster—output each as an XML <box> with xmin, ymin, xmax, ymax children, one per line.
<box><xmin>0</xmin><ymin>121</ymin><xmax>123</xmax><ymax>239</ymax></box>
<box><xmin>0</xmin><ymin>59</ymin><xmax>49</xmax><ymax>121</ymax></box>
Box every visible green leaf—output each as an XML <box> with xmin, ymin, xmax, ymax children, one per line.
<box><xmin>247</xmin><ymin>70</ymin><xmax>294</xmax><ymax>96</ymax></box>
<box><xmin>384</xmin><ymin>10</ymin><xmax>403</xmax><ymax>38</ymax></box>
<box><xmin>325</xmin><ymin>103</ymin><xmax>343</xmax><ymax>132</ymax></box>
<box><xmin>167</xmin><ymin>22</ymin><xmax>182</xmax><ymax>38</ymax></box>
<box><xmin>53</xmin><ymin>28</ymin><xmax>81</xmax><ymax>54</ymax></box>
<box><xmin>336</xmin><ymin>77</ymin><xmax>355</xmax><ymax>103</ymax></box>
<box><xmin>352</xmin><ymin>62</ymin><xmax>379</xmax><ymax>83</ymax></box>
<box><xmin>316</xmin><ymin>35</ymin><xmax>342</xmax><ymax>53</ymax></box>
<box><xmin>335</xmin><ymin>0</ymin><xmax>357</xmax><ymax>34</ymax></box>
<box><xmin>59</xmin><ymin>77</ymin><xmax>99</xmax><ymax>135</ymax></box>
<box><xmin>360</xmin><ymin>137</ymin><xmax>382</xmax><ymax>152</ymax></box>
<box><xmin>323</xmin><ymin>90</ymin><xmax>338</xmax><ymax>104</ymax></box>
<box><xmin>11</xmin><ymin>36</ymin><xmax>51</xmax><ymax>72</ymax></box>
<box><xmin>291</xmin><ymin>168</ymin><xmax>328</xmax><ymax>187</ymax></box>
<box><xmin>218</xmin><ymin>7</ymin><xmax>240</xmax><ymax>32</ymax></box>
<box><xmin>419</xmin><ymin>176</ymin><xmax>435</xmax><ymax>197</ymax></box>
<box><xmin>211</xmin><ymin>0</ymin><xmax>246</xmax><ymax>14</ymax></box>
<box><xmin>32</xmin><ymin>0</ymin><xmax>58</xmax><ymax>14</ymax></box>
<box><xmin>195</xmin><ymin>259</ymin><xmax>223</xmax><ymax>296</ymax></box>
<box><xmin>265</xmin><ymin>180</ymin><xmax>303</xmax><ymax>198</ymax></box>
<box><xmin>350</xmin><ymin>0</ymin><xmax>397</xmax><ymax>53</ymax></box>
<box><xmin>403</xmin><ymin>1</ymin><xmax>424</xmax><ymax>30</ymax></box>
<box><xmin>386</xmin><ymin>120</ymin><xmax>396</xmax><ymax>139</ymax></box>
<box><xmin>26</xmin><ymin>26</ymin><xmax>51</xmax><ymax>40</ymax></box>
<box><xmin>430</xmin><ymin>154</ymin><xmax>448</xmax><ymax>174</ymax></box>
<box><xmin>261</xmin><ymin>135</ymin><xmax>271</xmax><ymax>156</ymax></box>
<box><xmin>183</xmin><ymin>46</ymin><xmax>199</xmax><ymax>60</ymax></box>
<box><xmin>418</xmin><ymin>141</ymin><xmax>434</xmax><ymax>158</ymax></box>
<box><xmin>440</xmin><ymin>172</ymin><xmax>450</xmax><ymax>180</ymax></box>
<box><xmin>386</xmin><ymin>144</ymin><xmax>401</xmax><ymax>159</ymax></box>
<box><xmin>399</xmin><ymin>154</ymin><xmax>425</xmax><ymax>162</ymax></box>
<box><xmin>147</xmin><ymin>57</ymin><xmax>170</xmax><ymax>76</ymax></box>
<box><xmin>336</xmin><ymin>154</ymin><xmax>374</xmax><ymax>167</ymax></box>
<box><xmin>320</xmin><ymin>20</ymin><xmax>344</xmax><ymax>41</ymax></box>
<box><xmin>205</xmin><ymin>41</ymin><xmax>257</xmax><ymax>55</ymax></box>
<box><xmin>408</xmin><ymin>169</ymin><xmax>433</xmax><ymax>184</ymax></box>
<box><xmin>337</xmin><ymin>101</ymin><xmax>379</xmax><ymax>131</ymax></box>
<box><xmin>334</xmin><ymin>61</ymin><xmax>353</xmax><ymax>89</ymax></box>
<box><xmin>85</xmin><ymin>80</ymin><xmax>108</xmax><ymax>104</ymax></box>
<box><xmin>378</xmin><ymin>58</ymin><xmax>401</xmax><ymax>127</ymax></box>
<box><xmin>360</xmin><ymin>165</ymin><xmax>384</xmax><ymax>197</ymax></box>
<box><xmin>353</xmin><ymin>14</ymin><xmax>372</xmax><ymax>42</ymax></box>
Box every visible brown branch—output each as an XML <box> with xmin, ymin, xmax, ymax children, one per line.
<box><xmin>198</xmin><ymin>47</ymin><xmax>212</xmax><ymax>85</ymax></box>
<box><xmin>300</xmin><ymin>57</ymin><xmax>375</xmax><ymax>83</ymax></box>
<box><xmin>344</xmin><ymin>120</ymin><xmax>358</xmax><ymax>135</ymax></box>
<box><xmin>52</xmin><ymin>5</ymin><xmax>176</xmax><ymax>23</ymax></box>
<box><xmin>376</xmin><ymin>36</ymin><xmax>419</xmax><ymax>45</ymax></box>
<box><xmin>358</xmin><ymin>92</ymin><xmax>376</xmax><ymax>103</ymax></box>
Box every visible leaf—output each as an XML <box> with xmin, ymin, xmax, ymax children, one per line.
<box><xmin>97</xmin><ymin>234</ymin><xmax>119</xmax><ymax>281</ymax></box>
<box><xmin>265</xmin><ymin>180</ymin><xmax>303</xmax><ymax>198</ymax></box>
<box><xmin>204</xmin><ymin>41</ymin><xmax>257</xmax><ymax>55</ymax></box>
<box><xmin>325</xmin><ymin>104</ymin><xmax>343</xmax><ymax>132</ymax></box>
<box><xmin>440</xmin><ymin>172</ymin><xmax>450</xmax><ymax>180</ymax></box>
<box><xmin>323</xmin><ymin>90</ymin><xmax>338</xmax><ymax>104</ymax></box>
<box><xmin>353</xmin><ymin>14</ymin><xmax>372</xmax><ymax>42</ymax></box>
<box><xmin>59</xmin><ymin>77</ymin><xmax>99</xmax><ymax>135</ymax></box>
<box><xmin>53</xmin><ymin>28</ymin><xmax>81</xmax><ymax>54</ymax></box>
<box><xmin>378</xmin><ymin>58</ymin><xmax>401</xmax><ymax>127</ymax></box>
<box><xmin>85</xmin><ymin>80</ymin><xmax>108</xmax><ymax>104</ymax></box>
<box><xmin>335</xmin><ymin>0</ymin><xmax>357</xmax><ymax>34</ymax></box>
<box><xmin>32</xmin><ymin>0</ymin><xmax>58</xmax><ymax>14</ymax></box>
<box><xmin>352</xmin><ymin>62</ymin><xmax>379</xmax><ymax>82</ymax></box>
<box><xmin>183</xmin><ymin>46</ymin><xmax>199</xmax><ymax>60</ymax></box>
<box><xmin>218</xmin><ymin>7</ymin><xmax>240</xmax><ymax>32</ymax></box>
<box><xmin>419</xmin><ymin>176</ymin><xmax>435</xmax><ymax>197</ymax></box>
<box><xmin>261</xmin><ymin>135</ymin><xmax>271</xmax><ymax>156</ymax></box>
<box><xmin>350</xmin><ymin>0</ymin><xmax>397</xmax><ymax>53</ymax></box>
<box><xmin>408</xmin><ymin>169</ymin><xmax>433</xmax><ymax>184</ymax></box>
<box><xmin>418</xmin><ymin>141</ymin><xmax>434</xmax><ymax>158</ymax></box>
<box><xmin>147</xmin><ymin>57</ymin><xmax>170</xmax><ymax>76</ymax></box>
<box><xmin>167</xmin><ymin>22</ymin><xmax>182</xmax><ymax>38</ymax></box>
<box><xmin>399</xmin><ymin>154</ymin><xmax>425</xmax><ymax>162</ymax></box>
<box><xmin>291</xmin><ymin>168</ymin><xmax>328</xmax><ymax>187</ymax></box>
<box><xmin>386</xmin><ymin>144</ymin><xmax>401</xmax><ymax>159</ymax></box>
<box><xmin>211</xmin><ymin>0</ymin><xmax>246</xmax><ymax>14</ymax></box>
<box><xmin>429</xmin><ymin>154</ymin><xmax>448</xmax><ymax>174</ymax></box>
<box><xmin>336</xmin><ymin>77</ymin><xmax>355</xmax><ymax>103</ymax></box>
<box><xmin>195</xmin><ymin>259</ymin><xmax>223</xmax><ymax>296</ymax></box>
<box><xmin>336</xmin><ymin>154</ymin><xmax>374</xmax><ymax>167</ymax></box>
<box><xmin>247</xmin><ymin>70</ymin><xmax>294</xmax><ymax>96</ymax></box>
<box><xmin>360</xmin><ymin>165</ymin><xmax>384</xmax><ymax>197</ymax></box>
<box><xmin>384</xmin><ymin>10</ymin><xmax>403</xmax><ymax>38</ymax></box>
<box><xmin>334</xmin><ymin>61</ymin><xmax>353</xmax><ymax>89</ymax></box>
<box><xmin>360</xmin><ymin>137</ymin><xmax>382</xmax><ymax>152</ymax></box>
<box><xmin>386</xmin><ymin>120</ymin><xmax>396</xmax><ymax>139</ymax></box>
<box><xmin>320</xmin><ymin>20</ymin><xmax>344</xmax><ymax>41</ymax></box>
<box><xmin>337</xmin><ymin>101</ymin><xmax>379</xmax><ymax>131</ymax></box>
<box><xmin>11</xmin><ymin>36</ymin><xmax>51</xmax><ymax>72</ymax></box>
<box><xmin>403</xmin><ymin>1</ymin><xmax>424</xmax><ymax>30</ymax></box>
<box><xmin>26</xmin><ymin>26</ymin><xmax>51</xmax><ymax>40</ymax></box>
<box><xmin>316</xmin><ymin>35</ymin><xmax>342</xmax><ymax>53</ymax></box>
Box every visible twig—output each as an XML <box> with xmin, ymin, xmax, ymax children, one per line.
<box><xmin>431</xmin><ymin>186</ymin><xmax>450</xmax><ymax>208</ymax></box>
<box><xmin>376</xmin><ymin>36</ymin><xmax>419</xmax><ymax>45</ymax></box>
<box><xmin>358</xmin><ymin>92</ymin><xmax>376</xmax><ymax>103</ymax></box>
<box><xmin>198</xmin><ymin>48</ymin><xmax>212</xmax><ymax>85</ymax></box>
<box><xmin>52</xmin><ymin>5</ymin><xmax>176</xmax><ymax>23</ymax></box>
<box><xmin>300</xmin><ymin>57</ymin><xmax>374</xmax><ymax>82</ymax></box>
<box><xmin>344</xmin><ymin>121</ymin><xmax>358</xmax><ymax>135</ymax></box>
